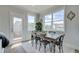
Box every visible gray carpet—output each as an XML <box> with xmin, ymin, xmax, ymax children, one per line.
<box><xmin>4</xmin><ymin>40</ymin><xmax>75</xmax><ymax>53</ymax></box>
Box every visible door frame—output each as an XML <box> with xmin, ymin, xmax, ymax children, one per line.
<box><xmin>9</xmin><ymin>12</ymin><xmax>24</xmax><ymax>43</ymax></box>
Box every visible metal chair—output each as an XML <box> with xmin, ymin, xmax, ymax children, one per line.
<box><xmin>39</xmin><ymin>33</ymin><xmax>50</xmax><ymax>53</ymax></box>
<box><xmin>54</xmin><ymin>34</ymin><xmax>65</xmax><ymax>53</ymax></box>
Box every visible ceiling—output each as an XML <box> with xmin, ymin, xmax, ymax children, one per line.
<box><xmin>13</xmin><ymin>5</ymin><xmax>54</xmax><ymax>13</ymax></box>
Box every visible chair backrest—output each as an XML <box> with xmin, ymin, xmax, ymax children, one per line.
<box><xmin>39</xmin><ymin>33</ymin><xmax>46</xmax><ymax>40</ymax></box>
<box><xmin>59</xmin><ymin>34</ymin><xmax>65</xmax><ymax>45</ymax></box>
<box><xmin>31</xmin><ymin>31</ymin><xmax>37</xmax><ymax>39</ymax></box>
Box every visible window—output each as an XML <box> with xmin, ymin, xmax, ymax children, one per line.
<box><xmin>44</xmin><ymin>14</ymin><xmax>52</xmax><ymax>31</ymax></box>
<box><xmin>28</xmin><ymin>15</ymin><xmax>35</xmax><ymax>31</ymax></box>
<box><xmin>53</xmin><ymin>10</ymin><xmax>64</xmax><ymax>31</ymax></box>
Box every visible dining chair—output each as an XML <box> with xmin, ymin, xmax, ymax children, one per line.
<box><xmin>31</xmin><ymin>32</ymin><xmax>41</xmax><ymax>49</ymax></box>
<box><xmin>34</xmin><ymin>32</ymin><xmax>41</xmax><ymax>49</ymax></box>
<box><xmin>35</xmin><ymin>36</ymin><xmax>41</xmax><ymax>49</ymax></box>
<box><xmin>39</xmin><ymin>33</ymin><xmax>50</xmax><ymax>53</ymax></box>
<box><xmin>31</xmin><ymin>32</ymin><xmax>35</xmax><ymax>47</ymax></box>
<box><xmin>54</xmin><ymin>34</ymin><xmax>65</xmax><ymax>53</ymax></box>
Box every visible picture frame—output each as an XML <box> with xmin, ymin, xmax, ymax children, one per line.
<box><xmin>67</xmin><ymin>11</ymin><xmax>75</xmax><ymax>20</ymax></box>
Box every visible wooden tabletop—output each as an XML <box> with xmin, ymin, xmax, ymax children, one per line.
<box><xmin>44</xmin><ymin>33</ymin><xmax>63</xmax><ymax>42</ymax></box>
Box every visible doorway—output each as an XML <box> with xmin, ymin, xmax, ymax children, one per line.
<box><xmin>12</xmin><ymin>17</ymin><xmax>23</xmax><ymax>43</ymax></box>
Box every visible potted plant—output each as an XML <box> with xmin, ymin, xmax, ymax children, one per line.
<box><xmin>35</xmin><ymin>22</ymin><xmax>42</xmax><ymax>32</ymax></box>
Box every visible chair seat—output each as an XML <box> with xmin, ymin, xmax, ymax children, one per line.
<box><xmin>55</xmin><ymin>40</ymin><xmax>63</xmax><ymax>46</ymax></box>
<box><xmin>40</xmin><ymin>40</ymin><xmax>50</xmax><ymax>45</ymax></box>
<box><xmin>55</xmin><ymin>41</ymin><xmax>60</xmax><ymax>45</ymax></box>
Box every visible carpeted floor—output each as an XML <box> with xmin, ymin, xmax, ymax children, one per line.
<box><xmin>4</xmin><ymin>40</ymin><xmax>75</xmax><ymax>53</ymax></box>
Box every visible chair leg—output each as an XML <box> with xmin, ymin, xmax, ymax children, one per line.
<box><xmin>53</xmin><ymin>44</ymin><xmax>55</xmax><ymax>53</ymax></box>
<box><xmin>39</xmin><ymin>42</ymin><xmax>41</xmax><ymax>51</ymax></box>
<box><xmin>35</xmin><ymin>40</ymin><xmax>38</xmax><ymax>49</ymax></box>
<box><xmin>59</xmin><ymin>46</ymin><xmax>62</xmax><ymax>53</ymax></box>
<box><xmin>49</xmin><ymin>43</ymin><xmax>52</xmax><ymax>52</ymax></box>
<box><xmin>44</xmin><ymin>45</ymin><xmax>46</xmax><ymax>53</ymax></box>
<box><xmin>61</xmin><ymin>45</ymin><xmax>63</xmax><ymax>53</ymax></box>
<box><xmin>32</xmin><ymin>40</ymin><xmax>33</xmax><ymax>47</ymax></box>
<box><xmin>31</xmin><ymin>40</ymin><xmax>34</xmax><ymax>47</ymax></box>
<box><xmin>59</xmin><ymin>45</ymin><xmax>64</xmax><ymax>53</ymax></box>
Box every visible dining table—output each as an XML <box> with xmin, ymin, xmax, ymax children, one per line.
<box><xmin>44</xmin><ymin>32</ymin><xmax>63</xmax><ymax>42</ymax></box>
<box><xmin>32</xmin><ymin>31</ymin><xmax>64</xmax><ymax>52</ymax></box>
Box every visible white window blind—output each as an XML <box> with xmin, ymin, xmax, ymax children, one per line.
<box><xmin>28</xmin><ymin>15</ymin><xmax>35</xmax><ymax>31</ymax></box>
<box><xmin>44</xmin><ymin>14</ymin><xmax>52</xmax><ymax>31</ymax></box>
<box><xmin>53</xmin><ymin>10</ymin><xmax>64</xmax><ymax>31</ymax></box>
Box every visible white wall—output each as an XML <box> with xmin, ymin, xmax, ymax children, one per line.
<box><xmin>0</xmin><ymin>6</ymin><xmax>37</xmax><ymax>44</ymax></box>
<box><xmin>64</xmin><ymin>5</ymin><xmax>79</xmax><ymax>49</ymax></box>
<box><xmin>0</xmin><ymin>40</ymin><xmax>2</xmax><ymax>52</ymax></box>
<box><xmin>0</xmin><ymin>6</ymin><xmax>10</xmax><ymax>40</ymax></box>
